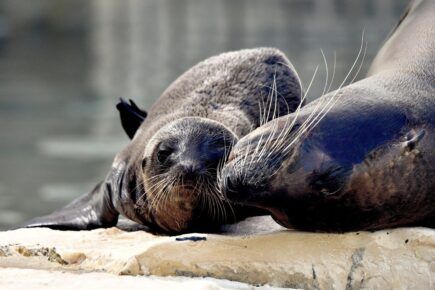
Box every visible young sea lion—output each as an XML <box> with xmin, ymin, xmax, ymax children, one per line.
<box><xmin>220</xmin><ymin>0</ymin><xmax>434</xmax><ymax>231</ymax></box>
<box><xmin>22</xmin><ymin>48</ymin><xmax>303</xmax><ymax>234</ymax></box>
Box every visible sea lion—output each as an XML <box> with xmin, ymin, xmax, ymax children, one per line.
<box><xmin>21</xmin><ymin>48</ymin><xmax>303</xmax><ymax>234</ymax></box>
<box><xmin>220</xmin><ymin>0</ymin><xmax>434</xmax><ymax>231</ymax></box>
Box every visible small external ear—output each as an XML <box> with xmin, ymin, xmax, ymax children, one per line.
<box><xmin>402</xmin><ymin>129</ymin><xmax>425</xmax><ymax>151</ymax></box>
<box><xmin>116</xmin><ymin>98</ymin><xmax>147</xmax><ymax>139</ymax></box>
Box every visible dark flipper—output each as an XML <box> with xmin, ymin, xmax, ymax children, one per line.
<box><xmin>18</xmin><ymin>182</ymin><xmax>119</xmax><ymax>230</ymax></box>
<box><xmin>116</xmin><ymin>98</ymin><xmax>147</xmax><ymax>139</ymax></box>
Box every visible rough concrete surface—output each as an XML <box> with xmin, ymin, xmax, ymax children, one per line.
<box><xmin>0</xmin><ymin>216</ymin><xmax>433</xmax><ymax>289</ymax></box>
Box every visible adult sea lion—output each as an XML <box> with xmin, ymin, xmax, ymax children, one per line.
<box><xmin>220</xmin><ymin>0</ymin><xmax>434</xmax><ymax>231</ymax></box>
<box><xmin>22</xmin><ymin>48</ymin><xmax>303</xmax><ymax>234</ymax></box>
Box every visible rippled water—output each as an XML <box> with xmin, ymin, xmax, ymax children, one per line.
<box><xmin>0</xmin><ymin>0</ymin><xmax>407</xmax><ymax>230</ymax></box>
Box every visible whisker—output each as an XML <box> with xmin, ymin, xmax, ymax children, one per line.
<box><xmin>265</xmin><ymin>64</ymin><xmax>320</xmax><ymax>157</ymax></box>
<box><xmin>320</xmin><ymin>49</ymin><xmax>329</xmax><ymax>97</ymax></box>
<box><xmin>326</xmin><ymin>51</ymin><xmax>337</xmax><ymax>94</ymax></box>
<box><xmin>282</xmin><ymin>30</ymin><xmax>367</xmax><ymax>154</ymax></box>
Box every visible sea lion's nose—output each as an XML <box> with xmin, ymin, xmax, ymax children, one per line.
<box><xmin>180</xmin><ymin>160</ymin><xmax>203</xmax><ymax>181</ymax></box>
<box><xmin>222</xmin><ymin>175</ymin><xmax>245</xmax><ymax>202</ymax></box>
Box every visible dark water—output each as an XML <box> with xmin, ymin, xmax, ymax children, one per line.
<box><xmin>0</xmin><ymin>0</ymin><xmax>408</xmax><ymax>230</ymax></box>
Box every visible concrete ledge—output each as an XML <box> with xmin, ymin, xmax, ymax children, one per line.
<box><xmin>0</xmin><ymin>217</ymin><xmax>433</xmax><ymax>289</ymax></box>
<box><xmin>0</xmin><ymin>267</ymin><xmax>283</xmax><ymax>290</ymax></box>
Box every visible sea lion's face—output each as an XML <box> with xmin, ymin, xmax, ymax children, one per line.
<box><xmin>220</xmin><ymin>113</ymin><xmax>353</xmax><ymax>229</ymax></box>
<box><xmin>220</xmin><ymin>100</ymin><xmax>424</xmax><ymax>231</ymax></box>
<box><xmin>138</xmin><ymin>117</ymin><xmax>237</xmax><ymax>233</ymax></box>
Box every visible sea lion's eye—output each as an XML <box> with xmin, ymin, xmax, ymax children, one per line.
<box><xmin>157</xmin><ymin>147</ymin><xmax>173</xmax><ymax>163</ymax></box>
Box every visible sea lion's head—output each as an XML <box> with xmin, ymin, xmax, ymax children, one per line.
<box><xmin>219</xmin><ymin>84</ymin><xmax>425</xmax><ymax>231</ymax></box>
<box><xmin>219</xmin><ymin>98</ymin><xmax>370</xmax><ymax>231</ymax></box>
<box><xmin>138</xmin><ymin>117</ymin><xmax>237</xmax><ymax>233</ymax></box>
<box><xmin>114</xmin><ymin>47</ymin><xmax>303</xmax><ymax>234</ymax></box>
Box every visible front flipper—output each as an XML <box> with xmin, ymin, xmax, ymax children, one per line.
<box><xmin>116</xmin><ymin>98</ymin><xmax>147</xmax><ymax>139</ymax></box>
<box><xmin>19</xmin><ymin>182</ymin><xmax>119</xmax><ymax>230</ymax></box>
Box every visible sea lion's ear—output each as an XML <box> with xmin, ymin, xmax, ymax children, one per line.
<box><xmin>116</xmin><ymin>98</ymin><xmax>148</xmax><ymax>139</ymax></box>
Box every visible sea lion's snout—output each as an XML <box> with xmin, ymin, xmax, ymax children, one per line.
<box><xmin>220</xmin><ymin>174</ymin><xmax>264</xmax><ymax>210</ymax></box>
<box><xmin>178</xmin><ymin>159</ymin><xmax>205</xmax><ymax>181</ymax></box>
<box><xmin>154</xmin><ymin>144</ymin><xmax>209</xmax><ymax>186</ymax></box>
<box><xmin>220</xmin><ymin>118</ymin><xmax>299</xmax><ymax>206</ymax></box>
<box><xmin>221</xmin><ymin>174</ymin><xmax>244</xmax><ymax>202</ymax></box>
<box><xmin>220</xmin><ymin>146</ymin><xmax>272</xmax><ymax>207</ymax></box>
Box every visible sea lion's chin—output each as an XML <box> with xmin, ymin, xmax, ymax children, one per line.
<box><xmin>144</xmin><ymin>184</ymin><xmax>203</xmax><ymax>232</ymax></box>
<box><xmin>150</xmin><ymin>197</ymin><xmax>196</xmax><ymax>233</ymax></box>
<box><xmin>169</xmin><ymin>186</ymin><xmax>199</xmax><ymax>207</ymax></box>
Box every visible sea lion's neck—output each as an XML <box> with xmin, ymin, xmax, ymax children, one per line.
<box><xmin>368</xmin><ymin>0</ymin><xmax>435</xmax><ymax>79</ymax></box>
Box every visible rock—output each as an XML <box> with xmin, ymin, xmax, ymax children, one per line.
<box><xmin>0</xmin><ymin>216</ymin><xmax>433</xmax><ymax>289</ymax></box>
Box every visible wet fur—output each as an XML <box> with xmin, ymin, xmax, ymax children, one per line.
<box><xmin>221</xmin><ymin>0</ymin><xmax>434</xmax><ymax>231</ymax></box>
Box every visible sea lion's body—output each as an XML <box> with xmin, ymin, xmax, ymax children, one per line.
<box><xmin>22</xmin><ymin>48</ymin><xmax>302</xmax><ymax>234</ymax></box>
<box><xmin>221</xmin><ymin>0</ymin><xmax>434</xmax><ymax>231</ymax></box>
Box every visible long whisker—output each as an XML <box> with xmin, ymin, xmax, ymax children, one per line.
<box><xmin>282</xmin><ymin>30</ymin><xmax>367</xmax><ymax>154</ymax></box>
<box><xmin>326</xmin><ymin>51</ymin><xmax>337</xmax><ymax>94</ymax></box>
<box><xmin>320</xmin><ymin>49</ymin><xmax>329</xmax><ymax>97</ymax></box>
<box><xmin>265</xmin><ymin>64</ymin><xmax>320</xmax><ymax>157</ymax></box>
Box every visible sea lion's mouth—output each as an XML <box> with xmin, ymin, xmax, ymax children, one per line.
<box><xmin>171</xmin><ymin>185</ymin><xmax>198</xmax><ymax>198</ymax></box>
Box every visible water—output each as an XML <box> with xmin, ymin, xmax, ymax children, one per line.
<box><xmin>0</xmin><ymin>0</ymin><xmax>408</xmax><ymax>230</ymax></box>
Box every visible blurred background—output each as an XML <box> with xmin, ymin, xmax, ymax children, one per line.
<box><xmin>0</xmin><ymin>0</ymin><xmax>408</xmax><ymax>230</ymax></box>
